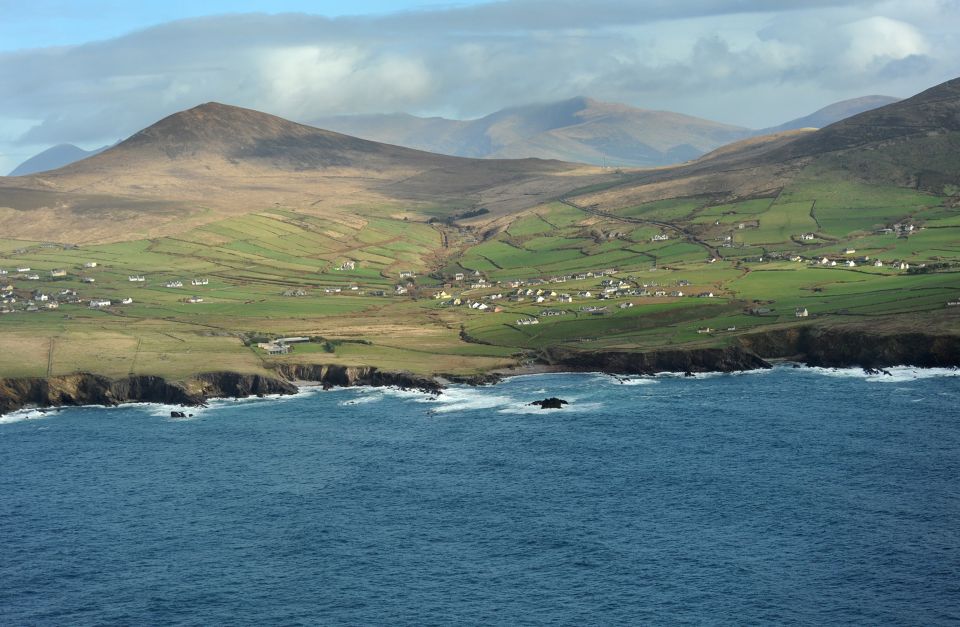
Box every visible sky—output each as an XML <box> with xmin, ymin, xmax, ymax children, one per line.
<box><xmin>1</xmin><ymin>0</ymin><xmax>959</xmax><ymax>174</ymax></box>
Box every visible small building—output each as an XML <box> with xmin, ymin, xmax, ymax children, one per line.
<box><xmin>336</xmin><ymin>261</ymin><xmax>356</xmax><ymax>271</ymax></box>
<box><xmin>399</xmin><ymin>271</ymin><xmax>415</xmax><ymax>279</ymax></box>
<box><xmin>454</xmin><ymin>273</ymin><xmax>465</xmax><ymax>281</ymax></box>
<box><xmin>277</xmin><ymin>337</ymin><xmax>310</xmax><ymax>344</ymax></box>
<box><xmin>26</xmin><ymin>274</ymin><xmax>40</xmax><ymax>280</ymax></box>
<box><xmin>873</xmin><ymin>260</ymin><xmax>884</xmax><ymax>267</ymax></box>
<box><xmin>257</xmin><ymin>342</ymin><xmax>290</xmax><ymax>355</ymax></box>
<box><xmin>16</xmin><ymin>266</ymin><xmax>31</xmax><ymax>272</ymax></box>
<box><xmin>83</xmin><ymin>262</ymin><xmax>98</xmax><ymax>268</ymax></box>
<box><xmin>165</xmin><ymin>280</ymin><xmax>183</xmax><ymax>288</ymax></box>
<box><xmin>191</xmin><ymin>278</ymin><xmax>209</xmax><ymax>286</ymax></box>
<box><xmin>846</xmin><ymin>260</ymin><xmax>857</xmax><ymax>267</ymax></box>
<box><xmin>186</xmin><ymin>296</ymin><xmax>204</xmax><ymax>303</ymax></box>
<box><xmin>795</xmin><ymin>307</ymin><xmax>809</xmax><ymax>318</ymax></box>
<box><xmin>121</xmin><ymin>297</ymin><xmax>134</xmax><ymax>305</ymax></box>
<box><xmin>50</xmin><ymin>269</ymin><xmax>67</xmax><ymax>277</ymax></box>
<box><xmin>89</xmin><ymin>299</ymin><xmax>111</xmax><ymax>308</ymax></box>
<box><xmin>129</xmin><ymin>275</ymin><xmax>145</xmax><ymax>282</ymax></box>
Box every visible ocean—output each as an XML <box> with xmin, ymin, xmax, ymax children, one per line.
<box><xmin>2</xmin><ymin>366</ymin><xmax>959</xmax><ymax>625</ymax></box>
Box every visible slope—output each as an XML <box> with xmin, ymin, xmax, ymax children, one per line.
<box><xmin>0</xmin><ymin>103</ymin><xmax>609</xmax><ymax>243</ymax></box>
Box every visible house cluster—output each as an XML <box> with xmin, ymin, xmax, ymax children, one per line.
<box><xmin>875</xmin><ymin>222</ymin><xmax>916</xmax><ymax>238</ymax></box>
<box><xmin>1</xmin><ymin>284</ymin><xmax>84</xmax><ymax>314</ymax></box>
<box><xmin>813</xmin><ymin>255</ymin><xmax>911</xmax><ymax>270</ymax></box>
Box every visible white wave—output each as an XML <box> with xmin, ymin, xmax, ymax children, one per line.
<box><xmin>801</xmin><ymin>366</ymin><xmax>960</xmax><ymax>383</ymax></box>
<box><xmin>616</xmin><ymin>377</ymin><xmax>658</xmax><ymax>386</ymax></box>
<box><xmin>498</xmin><ymin>400</ymin><xmax>605</xmax><ymax>415</ymax></box>
<box><xmin>0</xmin><ymin>408</ymin><xmax>55</xmax><ymax>425</ymax></box>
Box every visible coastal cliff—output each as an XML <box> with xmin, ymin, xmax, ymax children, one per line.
<box><xmin>275</xmin><ymin>364</ymin><xmax>443</xmax><ymax>393</ymax></box>
<box><xmin>0</xmin><ymin>366</ymin><xmax>442</xmax><ymax>415</ymax></box>
<box><xmin>737</xmin><ymin>326</ymin><xmax>960</xmax><ymax>368</ymax></box>
<box><xmin>537</xmin><ymin>345</ymin><xmax>772</xmax><ymax>374</ymax></box>
<box><xmin>2</xmin><ymin>326</ymin><xmax>958</xmax><ymax>415</ymax></box>
<box><xmin>0</xmin><ymin>372</ymin><xmax>296</xmax><ymax>416</ymax></box>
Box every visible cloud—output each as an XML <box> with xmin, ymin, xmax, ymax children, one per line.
<box><xmin>0</xmin><ymin>0</ymin><xmax>958</xmax><ymax>166</ymax></box>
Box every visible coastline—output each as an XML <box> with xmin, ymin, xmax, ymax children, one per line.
<box><xmin>2</xmin><ymin>326</ymin><xmax>959</xmax><ymax>417</ymax></box>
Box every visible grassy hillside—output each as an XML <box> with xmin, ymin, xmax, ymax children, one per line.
<box><xmin>1</xmin><ymin>171</ymin><xmax>957</xmax><ymax>380</ymax></box>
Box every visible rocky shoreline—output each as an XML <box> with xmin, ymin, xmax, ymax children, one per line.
<box><xmin>2</xmin><ymin>327</ymin><xmax>958</xmax><ymax>416</ymax></box>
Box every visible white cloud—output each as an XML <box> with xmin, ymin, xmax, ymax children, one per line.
<box><xmin>0</xmin><ymin>0</ymin><xmax>958</xmax><ymax>174</ymax></box>
<box><xmin>842</xmin><ymin>16</ymin><xmax>929</xmax><ymax>69</ymax></box>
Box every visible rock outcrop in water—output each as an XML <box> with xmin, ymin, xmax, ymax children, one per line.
<box><xmin>531</xmin><ymin>397</ymin><xmax>569</xmax><ymax>409</ymax></box>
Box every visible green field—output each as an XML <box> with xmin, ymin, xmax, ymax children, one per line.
<box><xmin>1</xmin><ymin>173</ymin><xmax>959</xmax><ymax>382</ymax></box>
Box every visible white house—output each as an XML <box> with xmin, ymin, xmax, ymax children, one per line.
<box><xmin>128</xmin><ymin>275</ymin><xmax>145</xmax><ymax>282</ymax></box>
<box><xmin>165</xmin><ymin>280</ymin><xmax>183</xmax><ymax>288</ymax></box>
<box><xmin>89</xmin><ymin>299</ymin><xmax>111</xmax><ymax>308</ymax></box>
<box><xmin>191</xmin><ymin>278</ymin><xmax>209</xmax><ymax>286</ymax></box>
<box><xmin>795</xmin><ymin>307</ymin><xmax>809</xmax><ymax>318</ymax></box>
<box><xmin>121</xmin><ymin>297</ymin><xmax>134</xmax><ymax>305</ymax></box>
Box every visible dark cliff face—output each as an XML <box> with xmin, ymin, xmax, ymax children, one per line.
<box><xmin>537</xmin><ymin>345</ymin><xmax>772</xmax><ymax>375</ymax></box>
<box><xmin>275</xmin><ymin>364</ymin><xmax>443</xmax><ymax>394</ymax></box>
<box><xmin>738</xmin><ymin>327</ymin><xmax>960</xmax><ymax>368</ymax></box>
<box><xmin>0</xmin><ymin>372</ymin><xmax>297</xmax><ymax>415</ymax></box>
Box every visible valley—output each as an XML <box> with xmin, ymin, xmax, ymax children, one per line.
<box><xmin>1</xmin><ymin>81</ymin><xmax>959</xmax><ymax>395</ymax></box>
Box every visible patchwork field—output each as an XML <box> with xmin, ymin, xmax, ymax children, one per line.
<box><xmin>1</xmin><ymin>168</ymin><xmax>959</xmax><ymax>381</ymax></box>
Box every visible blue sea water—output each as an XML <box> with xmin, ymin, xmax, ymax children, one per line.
<box><xmin>2</xmin><ymin>366</ymin><xmax>959</xmax><ymax>625</ymax></box>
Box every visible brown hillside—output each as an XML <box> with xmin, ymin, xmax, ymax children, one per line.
<box><xmin>0</xmin><ymin>103</ymin><xmax>609</xmax><ymax>243</ymax></box>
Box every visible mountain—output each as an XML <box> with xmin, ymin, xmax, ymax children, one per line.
<box><xmin>758</xmin><ymin>95</ymin><xmax>901</xmax><ymax>134</ymax></box>
<box><xmin>314</xmin><ymin>97</ymin><xmax>751</xmax><ymax>168</ymax></box>
<box><xmin>571</xmin><ymin>77</ymin><xmax>960</xmax><ymax>210</ymax></box>
<box><xmin>0</xmin><ymin>102</ymin><xmax>609</xmax><ymax>243</ymax></box>
<box><xmin>8</xmin><ymin>143</ymin><xmax>108</xmax><ymax>176</ymax></box>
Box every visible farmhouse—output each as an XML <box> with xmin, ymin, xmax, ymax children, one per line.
<box><xmin>26</xmin><ymin>274</ymin><xmax>40</xmax><ymax>280</ymax></box>
<box><xmin>454</xmin><ymin>273</ymin><xmax>465</xmax><ymax>281</ymax></box>
<box><xmin>796</xmin><ymin>307</ymin><xmax>809</xmax><ymax>318</ymax></box>
<box><xmin>651</xmin><ymin>233</ymin><xmax>669</xmax><ymax>242</ymax></box>
<box><xmin>128</xmin><ymin>275</ymin><xmax>145</xmax><ymax>282</ymax></box>
<box><xmin>191</xmin><ymin>278</ymin><xmax>209</xmax><ymax>286</ymax></box>
<box><xmin>83</xmin><ymin>262</ymin><xmax>98</xmax><ymax>268</ymax></box>
<box><xmin>121</xmin><ymin>297</ymin><xmax>134</xmax><ymax>305</ymax></box>
<box><xmin>16</xmin><ymin>266</ymin><xmax>30</xmax><ymax>272</ymax></box>
<box><xmin>165</xmin><ymin>280</ymin><xmax>183</xmax><ymax>288</ymax></box>
<box><xmin>257</xmin><ymin>342</ymin><xmax>290</xmax><ymax>355</ymax></box>
<box><xmin>336</xmin><ymin>261</ymin><xmax>356</xmax><ymax>271</ymax></box>
<box><xmin>186</xmin><ymin>296</ymin><xmax>204</xmax><ymax>303</ymax></box>
<box><xmin>399</xmin><ymin>271</ymin><xmax>415</xmax><ymax>278</ymax></box>
<box><xmin>516</xmin><ymin>318</ymin><xmax>539</xmax><ymax>326</ymax></box>
<box><xmin>89</xmin><ymin>299</ymin><xmax>111</xmax><ymax>308</ymax></box>
<box><xmin>843</xmin><ymin>248</ymin><xmax>856</xmax><ymax>255</ymax></box>
<box><xmin>874</xmin><ymin>260</ymin><xmax>884</xmax><ymax>267</ymax></box>
<box><xmin>800</xmin><ymin>233</ymin><xmax>816</xmax><ymax>241</ymax></box>
<box><xmin>50</xmin><ymin>269</ymin><xmax>67</xmax><ymax>277</ymax></box>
